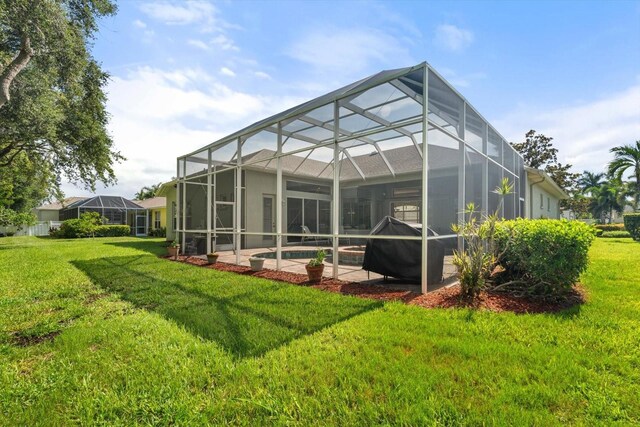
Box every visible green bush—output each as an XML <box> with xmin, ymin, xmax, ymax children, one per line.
<box><xmin>95</xmin><ymin>225</ymin><xmax>130</xmax><ymax>237</ymax></box>
<box><xmin>594</xmin><ymin>223</ymin><xmax>625</xmax><ymax>231</ymax></box>
<box><xmin>595</xmin><ymin>229</ymin><xmax>603</xmax><ymax>237</ymax></box>
<box><xmin>623</xmin><ymin>213</ymin><xmax>640</xmax><ymax>241</ymax></box>
<box><xmin>148</xmin><ymin>227</ymin><xmax>166</xmax><ymax>237</ymax></box>
<box><xmin>494</xmin><ymin>219</ymin><xmax>595</xmax><ymax>297</ymax></box>
<box><xmin>599</xmin><ymin>230</ymin><xmax>631</xmax><ymax>238</ymax></box>
<box><xmin>56</xmin><ymin>212</ymin><xmax>103</xmax><ymax>238</ymax></box>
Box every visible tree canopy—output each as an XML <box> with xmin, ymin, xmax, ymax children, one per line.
<box><xmin>608</xmin><ymin>140</ymin><xmax>640</xmax><ymax>209</ymax></box>
<box><xmin>512</xmin><ymin>130</ymin><xmax>579</xmax><ymax>196</ymax></box>
<box><xmin>0</xmin><ymin>0</ymin><xmax>122</xmax><ymax>210</ymax></box>
<box><xmin>134</xmin><ymin>183</ymin><xmax>162</xmax><ymax>201</ymax></box>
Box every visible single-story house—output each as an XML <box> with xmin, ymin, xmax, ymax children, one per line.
<box><xmin>33</xmin><ymin>197</ymin><xmax>88</xmax><ymax>221</ymax></box>
<box><xmin>525</xmin><ymin>167</ymin><xmax>569</xmax><ymax>219</ymax></box>
<box><xmin>133</xmin><ymin>197</ymin><xmax>167</xmax><ymax>233</ymax></box>
<box><xmin>59</xmin><ymin>195</ymin><xmax>148</xmax><ymax>236</ymax></box>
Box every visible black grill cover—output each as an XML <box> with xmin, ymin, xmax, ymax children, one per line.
<box><xmin>362</xmin><ymin>216</ymin><xmax>445</xmax><ymax>284</ymax></box>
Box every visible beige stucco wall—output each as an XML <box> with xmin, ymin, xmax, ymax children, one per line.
<box><xmin>164</xmin><ymin>186</ymin><xmax>177</xmax><ymax>241</ymax></box>
<box><xmin>527</xmin><ymin>182</ymin><xmax>562</xmax><ymax>219</ymax></box>
<box><xmin>34</xmin><ymin>209</ymin><xmax>60</xmax><ymax>222</ymax></box>
<box><xmin>244</xmin><ymin>169</ymin><xmax>280</xmax><ymax>249</ymax></box>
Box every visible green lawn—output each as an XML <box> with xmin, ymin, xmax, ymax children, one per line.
<box><xmin>0</xmin><ymin>236</ymin><xmax>638</xmax><ymax>425</ymax></box>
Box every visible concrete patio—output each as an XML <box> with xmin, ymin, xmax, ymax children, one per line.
<box><xmin>209</xmin><ymin>246</ymin><xmax>458</xmax><ymax>292</ymax></box>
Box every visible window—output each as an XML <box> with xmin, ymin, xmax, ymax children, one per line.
<box><xmin>547</xmin><ymin>197</ymin><xmax>550</xmax><ymax>212</ymax></box>
<box><xmin>540</xmin><ymin>194</ymin><xmax>544</xmax><ymax>209</ymax></box>
<box><xmin>391</xmin><ymin>202</ymin><xmax>420</xmax><ymax>223</ymax></box>
<box><xmin>342</xmin><ymin>199</ymin><xmax>371</xmax><ymax>229</ymax></box>
<box><xmin>286</xmin><ymin>180</ymin><xmax>331</xmax><ymax>195</ymax></box>
<box><xmin>154</xmin><ymin>211</ymin><xmax>161</xmax><ymax>229</ymax></box>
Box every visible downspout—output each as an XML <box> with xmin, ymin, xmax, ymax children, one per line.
<box><xmin>529</xmin><ymin>173</ymin><xmax>546</xmax><ymax>219</ymax></box>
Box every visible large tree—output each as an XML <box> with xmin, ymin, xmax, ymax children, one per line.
<box><xmin>0</xmin><ymin>0</ymin><xmax>123</xmax><ymax>209</ymax></box>
<box><xmin>577</xmin><ymin>171</ymin><xmax>605</xmax><ymax>196</ymax></box>
<box><xmin>512</xmin><ymin>130</ymin><xmax>580</xmax><ymax>209</ymax></box>
<box><xmin>608</xmin><ymin>140</ymin><xmax>640</xmax><ymax>210</ymax></box>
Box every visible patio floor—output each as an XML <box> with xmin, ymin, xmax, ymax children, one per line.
<box><xmin>210</xmin><ymin>246</ymin><xmax>458</xmax><ymax>293</ymax></box>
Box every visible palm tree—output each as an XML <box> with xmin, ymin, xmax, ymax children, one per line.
<box><xmin>134</xmin><ymin>183</ymin><xmax>162</xmax><ymax>200</ymax></box>
<box><xmin>577</xmin><ymin>171</ymin><xmax>605</xmax><ymax>195</ymax></box>
<box><xmin>608</xmin><ymin>140</ymin><xmax>640</xmax><ymax>209</ymax></box>
<box><xmin>589</xmin><ymin>179</ymin><xmax>626</xmax><ymax>223</ymax></box>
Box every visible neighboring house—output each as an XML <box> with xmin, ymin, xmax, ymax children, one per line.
<box><xmin>33</xmin><ymin>197</ymin><xmax>88</xmax><ymax>221</ymax></box>
<box><xmin>59</xmin><ymin>195</ymin><xmax>148</xmax><ymax>236</ymax></box>
<box><xmin>133</xmin><ymin>197</ymin><xmax>167</xmax><ymax>232</ymax></box>
<box><xmin>525</xmin><ymin>167</ymin><xmax>569</xmax><ymax>219</ymax></box>
<box><xmin>157</xmin><ymin>180</ymin><xmax>177</xmax><ymax>241</ymax></box>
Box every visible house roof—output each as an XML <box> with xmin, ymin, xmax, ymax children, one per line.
<box><xmin>241</xmin><ymin>144</ymin><xmax>461</xmax><ymax>182</ymax></box>
<box><xmin>157</xmin><ymin>180</ymin><xmax>177</xmax><ymax>197</ymax></box>
<box><xmin>133</xmin><ymin>197</ymin><xmax>166</xmax><ymax>209</ymax></box>
<box><xmin>36</xmin><ymin>197</ymin><xmax>88</xmax><ymax>211</ymax></box>
<box><xmin>62</xmin><ymin>195</ymin><xmax>145</xmax><ymax>210</ymax></box>
<box><xmin>525</xmin><ymin>167</ymin><xmax>570</xmax><ymax>199</ymax></box>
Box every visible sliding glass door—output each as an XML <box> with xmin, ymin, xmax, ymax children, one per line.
<box><xmin>286</xmin><ymin>197</ymin><xmax>330</xmax><ymax>243</ymax></box>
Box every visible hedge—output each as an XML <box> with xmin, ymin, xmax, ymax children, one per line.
<box><xmin>95</xmin><ymin>225</ymin><xmax>130</xmax><ymax>237</ymax></box>
<box><xmin>623</xmin><ymin>213</ymin><xmax>640</xmax><ymax>241</ymax></box>
<box><xmin>599</xmin><ymin>230</ymin><xmax>631</xmax><ymax>238</ymax></box>
<box><xmin>594</xmin><ymin>223</ymin><xmax>625</xmax><ymax>231</ymax></box>
<box><xmin>494</xmin><ymin>219</ymin><xmax>595</xmax><ymax>296</ymax></box>
<box><xmin>54</xmin><ymin>213</ymin><xmax>131</xmax><ymax>238</ymax></box>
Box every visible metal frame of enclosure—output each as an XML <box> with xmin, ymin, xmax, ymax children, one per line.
<box><xmin>60</xmin><ymin>196</ymin><xmax>148</xmax><ymax>236</ymax></box>
<box><xmin>176</xmin><ymin>62</ymin><xmax>526</xmax><ymax>293</ymax></box>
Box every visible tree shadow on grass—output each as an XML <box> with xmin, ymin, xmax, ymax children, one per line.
<box><xmin>105</xmin><ymin>240</ymin><xmax>168</xmax><ymax>256</ymax></box>
<box><xmin>72</xmin><ymin>255</ymin><xmax>381</xmax><ymax>359</ymax></box>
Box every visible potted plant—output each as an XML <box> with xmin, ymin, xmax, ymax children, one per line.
<box><xmin>249</xmin><ymin>256</ymin><xmax>265</xmax><ymax>271</ymax></box>
<box><xmin>305</xmin><ymin>249</ymin><xmax>326</xmax><ymax>283</ymax></box>
<box><xmin>206</xmin><ymin>252</ymin><xmax>219</xmax><ymax>264</ymax></box>
<box><xmin>168</xmin><ymin>240</ymin><xmax>180</xmax><ymax>259</ymax></box>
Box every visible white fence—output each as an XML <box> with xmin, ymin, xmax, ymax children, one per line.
<box><xmin>0</xmin><ymin>221</ymin><xmax>63</xmax><ymax>237</ymax></box>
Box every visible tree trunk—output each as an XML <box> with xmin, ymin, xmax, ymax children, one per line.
<box><xmin>0</xmin><ymin>35</ymin><xmax>34</xmax><ymax>109</ymax></box>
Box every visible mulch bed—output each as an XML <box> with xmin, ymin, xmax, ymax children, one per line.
<box><xmin>164</xmin><ymin>255</ymin><xmax>585</xmax><ymax>314</ymax></box>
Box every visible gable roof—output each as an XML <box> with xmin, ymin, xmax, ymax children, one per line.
<box><xmin>133</xmin><ymin>197</ymin><xmax>166</xmax><ymax>209</ymax></box>
<box><xmin>36</xmin><ymin>197</ymin><xmax>88</xmax><ymax>211</ymax></box>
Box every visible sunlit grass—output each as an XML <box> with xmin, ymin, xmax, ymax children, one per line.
<box><xmin>0</xmin><ymin>236</ymin><xmax>638</xmax><ymax>425</ymax></box>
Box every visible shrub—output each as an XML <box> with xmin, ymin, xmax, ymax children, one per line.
<box><xmin>95</xmin><ymin>225</ymin><xmax>130</xmax><ymax>237</ymax></box>
<box><xmin>493</xmin><ymin>219</ymin><xmax>595</xmax><ymax>297</ymax></box>
<box><xmin>623</xmin><ymin>213</ymin><xmax>640</xmax><ymax>241</ymax></box>
<box><xmin>594</xmin><ymin>223</ymin><xmax>625</xmax><ymax>231</ymax></box>
<box><xmin>451</xmin><ymin>205</ymin><xmax>500</xmax><ymax>299</ymax></box>
<box><xmin>595</xmin><ymin>229</ymin><xmax>603</xmax><ymax>237</ymax></box>
<box><xmin>148</xmin><ymin>227</ymin><xmax>166</xmax><ymax>237</ymax></box>
<box><xmin>56</xmin><ymin>212</ymin><xmax>103</xmax><ymax>238</ymax></box>
<box><xmin>600</xmin><ymin>230</ymin><xmax>631</xmax><ymax>238</ymax></box>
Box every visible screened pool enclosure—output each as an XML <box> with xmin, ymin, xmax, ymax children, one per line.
<box><xmin>60</xmin><ymin>196</ymin><xmax>148</xmax><ymax>236</ymax></box>
<box><xmin>176</xmin><ymin>62</ymin><xmax>526</xmax><ymax>292</ymax></box>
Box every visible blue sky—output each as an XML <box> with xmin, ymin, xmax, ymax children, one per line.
<box><xmin>69</xmin><ymin>0</ymin><xmax>640</xmax><ymax>197</ymax></box>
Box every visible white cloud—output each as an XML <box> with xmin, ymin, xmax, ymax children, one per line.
<box><xmin>63</xmin><ymin>66</ymin><xmax>305</xmax><ymax>197</ymax></box>
<box><xmin>434</xmin><ymin>24</ymin><xmax>474</xmax><ymax>51</ymax></box>
<box><xmin>493</xmin><ymin>82</ymin><xmax>640</xmax><ymax>174</ymax></box>
<box><xmin>287</xmin><ymin>28</ymin><xmax>414</xmax><ymax>77</ymax></box>
<box><xmin>219</xmin><ymin>67</ymin><xmax>236</xmax><ymax>77</ymax></box>
<box><xmin>188</xmin><ymin>39</ymin><xmax>209</xmax><ymax>50</ymax></box>
<box><xmin>254</xmin><ymin>71</ymin><xmax>271</xmax><ymax>80</ymax></box>
<box><xmin>139</xmin><ymin>1</ymin><xmax>217</xmax><ymax>27</ymax></box>
<box><xmin>438</xmin><ymin>68</ymin><xmax>486</xmax><ymax>88</ymax></box>
<box><xmin>211</xmin><ymin>34</ymin><xmax>239</xmax><ymax>51</ymax></box>
<box><xmin>132</xmin><ymin>19</ymin><xmax>147</xmax><ymax>29</ymax></box>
